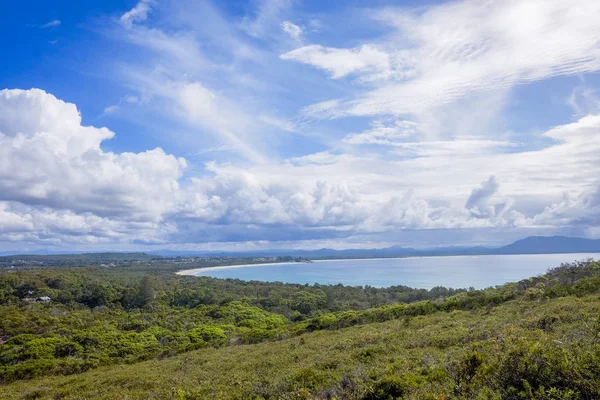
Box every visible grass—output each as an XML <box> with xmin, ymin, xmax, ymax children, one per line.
<box><xmin>4</xmin><ymin>294</ymin><xmax>600</xmax><ymax>399</ymax></box>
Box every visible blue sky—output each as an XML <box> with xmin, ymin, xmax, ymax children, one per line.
<box><xmin>1</xmin><ymin>0</ymin><xmax>600</xmax><ymax>252</ymax></box>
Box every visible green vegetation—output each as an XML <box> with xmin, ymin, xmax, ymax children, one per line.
<box><xmin>1</xmin><ymin>260</ymin><xmax>599</xmax><ymax>399</ymax></box>
<box><xmin>0</xmin><ymin>252</ymin><xmax>299</xmax><ymax>269</ymax></box>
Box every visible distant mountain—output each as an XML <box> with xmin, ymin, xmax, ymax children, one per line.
<box><xmin>494</xmin><ymin>236</ymin><xmax>600</xmax><ymax>255</ymax></box>
<box><xmin>152</xmin><ymin>236</ymin><xmax>600</xmax><ymax>258</ymax></box>
<box><xmin>3</xmin><ymin>236</ymin><xmax>599</xmax><ymax>260</ymax></box>
<box><xmin>0</xmin><ymin>252</ymin><xmax>161</xmax><ymax>262</ymax></box>
<box><xmin>0</xmin><ymin>252</ymin><xmax>168</xmax><ymax>269</ymax></box>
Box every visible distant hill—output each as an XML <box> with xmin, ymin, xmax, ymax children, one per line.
<box><xmin>0</xmin><ymin>252</ymin><xmax>160</xmax><ymax>261</ymax></box>
<box><xmin>494</xmin><ymin>236</ymin><xmax>600</xmax><ymax>255</ymax></box>
<box><xmin>0</xmin><ymin>252</ymin><xmax>162</xmax><ymax>267</ymax></box>
<box><xmin>2</xmin><ymin>236</ymin><xmax>599</xmax><ymax>261</ymax></box>
<box><xmin>153</xmin><ymin>236</ymin><xmax>600</xmax><ymax>258</ymax></box>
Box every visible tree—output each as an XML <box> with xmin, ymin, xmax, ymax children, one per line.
<box><xmin>137</xmin><ymin>276</ymin><xmax>156</xmax><ymax>307</ymax></box>
<box><xmin>290</xmin><ymin>290</ymin><xmax>327</xmax><ymax>315</ymax></box>
<box><xmin>80</xmin><ymin>282</ymin><xmax>118</xmax><ymax>308</ymax></box>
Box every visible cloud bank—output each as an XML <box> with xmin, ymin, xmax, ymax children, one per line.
<box><xmin>0</xmin><ymin>87</ymin><xmax>598</xmax><ymax>250</ymax></box>
<box><xmin>2</xmin><ymin>0</ymin><xmax>600</xmax><ymax>251</ymax></box>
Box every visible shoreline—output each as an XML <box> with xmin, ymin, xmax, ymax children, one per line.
<box><xmin>175</xmin><ymin>261</ymin><xmax>301</xmax><ymax>276</ymax></box>
<box><xmin>175</xmin><ymin>252</ymin><xmax>600</xmax><ymax>276</ymax></box>
<box><xmin>175</xmin><ymin>257</ymin><xmax>432</xmax><ymax>276</ymax></box>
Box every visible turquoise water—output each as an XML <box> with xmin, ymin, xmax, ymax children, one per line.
<box><xmin>191</xmin><ymin>253</ymin><xmax>600</xmax><ymax>289</ymax></box>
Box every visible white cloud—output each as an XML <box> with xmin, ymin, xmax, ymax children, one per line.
<box><xmin>392</xmin><ymin>139</ymin><xmax>516</xmax><ymax>158</ymax></box>
<box><xmin>466</xmin><ymin>176</ymin><xmax>499</xmax><ymax>211</ymax></box>
<box><xmin>123</xmin><ymin>95</ymin><xmax>141</xmax><ymax>104</ymax></box>
<box><xmin>342</xmin><ymin>120</ymin><xmax>516</xmax><ymax>158</ymax></box>
<box><xmin>4</xmin><ymin>0</ymin><xmax>600</xmax><ymax>250</ymax></box>
<box><xmin>175</xmin><ymin>82</ymin><xmax>267</xmax><ymax>164</ymax></box>
<box><xmin>120</xmin><ymin>0</ymin><xmax>155</xmax><ymax>27</ymax></box>
<box><xmin>0</xmin><ymin>203</ymin><xmax>33</xmax><ymax>233</ymax></box>
<box><xmin>293</xmin><ymin>0</ymin><xmax>600</xmax><ymax>118</ymax></box>
<box><xmin>0</xmin><ymin>89</ymin><xmax>186</xmax><ymax>223</ymax></box>
<box><xmin>281</xmin><ymin>44</ymin><xmax>394</xmax><ymax>80</ymax></box>
<box><xmin>102</xmin><ymin>105</ymin><xmax>119</xmax><ymax>115</ymax></box>
<box><xmin>343</xmin><ymin>120</ymin><xmax>423</xmax><ymax>145</ymax></box>
<box><xmin>177</xmin><ymin>108</ymin><xmax>599</xmax><ymax>233</ymax></box>
<box><xmin>106</xmin><ymin>1</ymin><xmax>284</xmax><ymax>165</ymax></box>
<box><xmin>0</xmin><ymin>88</ymin><xmax>599</xmax><ymax>248</ymax></box>
<box><xmin>41</xmin><ymin>20</ymin><xmax>61</xmax><ymax>29</ymax></box>
<box><xmin>518</xmin><ymin>185</ymin><xmax>600</xmax><ymax>228</ymax></box>
<box><xmin>464</xmin><ymin>176</ymin><xmax>514</xmax><ymax>220</ymax></box>
<box><xmin>281</xmin><ymin>21</ymin><xmax>302</xmax><ymax>39</ymax></box>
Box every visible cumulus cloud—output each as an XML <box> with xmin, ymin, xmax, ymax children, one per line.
<box><xmin>3</xmin><ymin>0</ymin><xmax>600</xmax><ymax>250</ymax></box>
<box><xmin>1</xmin><ymin>88</ymin><xmax>599</xmax><ymax>249</ymax></box>
<box><xmin>466</xmin><ymin>176</ymin><xmax>499</xmax><ymax>211</ymax></box>
<box><xmin>0</xmin><ymin>89</ymin><xmax>186</xmax><ymax>222</ymax></box>
<box><xmin>0</xmin><ymin>89</ymin><xmax>379</xmax><ymax>246</ymax></box>
<box><xmin>0</xmin><ymin>203</ymin><xmax>33</xmax><ymax>233</ymax></box>
<box><xmin>464</xmin><ymin>176</ymin><xmax>514</xmax><ymax>221</ymax></box>
<box><xmin>177</xmin><ymin>164</ymin><xmax>367</xmax><ymax>228</ymax></box>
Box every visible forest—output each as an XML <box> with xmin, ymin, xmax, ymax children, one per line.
<box><xmin>1</xmin><ymin>258</ymin><xmax>599</xmax><ymax>399</ymax></box>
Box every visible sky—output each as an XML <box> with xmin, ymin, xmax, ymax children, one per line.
<box><xmin>1</xmin><ymin>0</ymin><xmax>600</xmax><ymax>253</ymax></box>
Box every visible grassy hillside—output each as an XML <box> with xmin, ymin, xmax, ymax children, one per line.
<box><xmin>4</xmin><ymin>295</ymin><xmax>600</xmax><ymax>399</ymax></box>
<box><xmin>1</xmin><ymin>260</ymin><xmax>600</xmax><ymax>399</ymax></box>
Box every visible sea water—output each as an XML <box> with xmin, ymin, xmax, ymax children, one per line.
<box><xmin>189</xmin><ymin>253</ymin><xmax>600</xmax><ymax>289</ymax></box>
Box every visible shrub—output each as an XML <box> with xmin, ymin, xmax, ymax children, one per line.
<box><xmin>363</xmin><ymin>375</ymin><xmax>407</xmax><ymax>400</ymax></box>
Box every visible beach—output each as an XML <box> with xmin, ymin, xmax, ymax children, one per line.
<box><xmin>175</xmin><ymin>261</ymin><xmax>300</xmax><ymax>276</ymax></box>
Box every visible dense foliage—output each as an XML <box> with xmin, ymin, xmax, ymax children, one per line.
<box><xmin>0</xmin><ymin>252</ymin><xmax>296</xmax><ymax>269</ymax></box>
<box><xmin>1</xmin><ymin>259</ymin><xmax>599</xmax><ymax>399</ymax></box>
<box><xmin>0</xmin><ymin>263</ymin><xmax>466</xmax><ymax>383</ymax></box>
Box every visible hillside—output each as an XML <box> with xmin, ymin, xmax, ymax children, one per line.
<box><xmin>0</xmin><ymin>252</ymin><xmax>162</xmax><ymax>268</ymax></box>
<box><xmin>495</xmin><ymin>236</ymin><xmax>600</xmax><ymax>254</ymax></box>
<box><xmin>4</xmin><ymin>294</ymin><xmax>599</xmax><ymax>399</ymax></box>
<box><xmin>1</xmin><ymin>261</ymin><xmax>600</xmax><ymax>399</ymax></box>
<box><xmin>2</xmin><ymin>236</ymin><xmax>599</xmax><ymax>263</ymax></box>
<box><xmin>154</xmin><ymin>235</ymin><xmax>600</xmax><ymax>258</ymax></box>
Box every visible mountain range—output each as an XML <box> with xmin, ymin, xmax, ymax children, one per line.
<box><xmin>1</xmin><ymin>236</ymin><xmax>599</xmax><ymax>259</ymax></box>
<box><xmin>151</xmin><ymin>236</ymin><xmax>600</xmax><ymax>258</ymax></box>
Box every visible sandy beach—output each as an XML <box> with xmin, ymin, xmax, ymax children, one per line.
<box><xmin>175</xmin><ymin>255</ymin><xmax>482</xmax><ymax>276</ymax></box>
<box><xmin>175</xmin><ymin>261</ymin><xmax>301</xmax><ymax>276</ymax></box>
<box><xmin>175</xmin><ymin>257</ymin><xmax>439</xmax><ymax>276</ymax></box>
<box><xmin>174</xmin><ymin>258</ymin><xmax>423</xmax><ymax>276</ymax></box>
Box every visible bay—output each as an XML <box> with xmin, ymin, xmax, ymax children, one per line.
<box><xmin>186</xmin><ymin>253</ymin><xmax>600</xmax><ymax>289</ymax></box>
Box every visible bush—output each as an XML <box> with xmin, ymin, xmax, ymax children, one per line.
<box><xmin>186</xmin><ymin>326</ymin><xmax>227</xmax><ymax>347</ymax></box>
<box><xmin>363</xmin><ymin>376</ymin><xmax>407</xmax><ymax>400</ymax></box>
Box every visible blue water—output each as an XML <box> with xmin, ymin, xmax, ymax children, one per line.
<box><xmin>191</xmin><ymin>253</ymin><xmax>600</xmax><ymax>289</ymax></box>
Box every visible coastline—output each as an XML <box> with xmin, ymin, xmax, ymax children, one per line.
<box><xmin>175</xmin><ymin>261</ymin><xmax>300</xmax><ymax>276</ymax></box>
<box><xmin>176</xmin><ymin>252</ymin><xmax>600</xmax><ymax>276</ymax></box>
<box><xmin>175</xmin><ymin>255</ymin><xmax>471</xmax><ymax>276</ymax></box>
